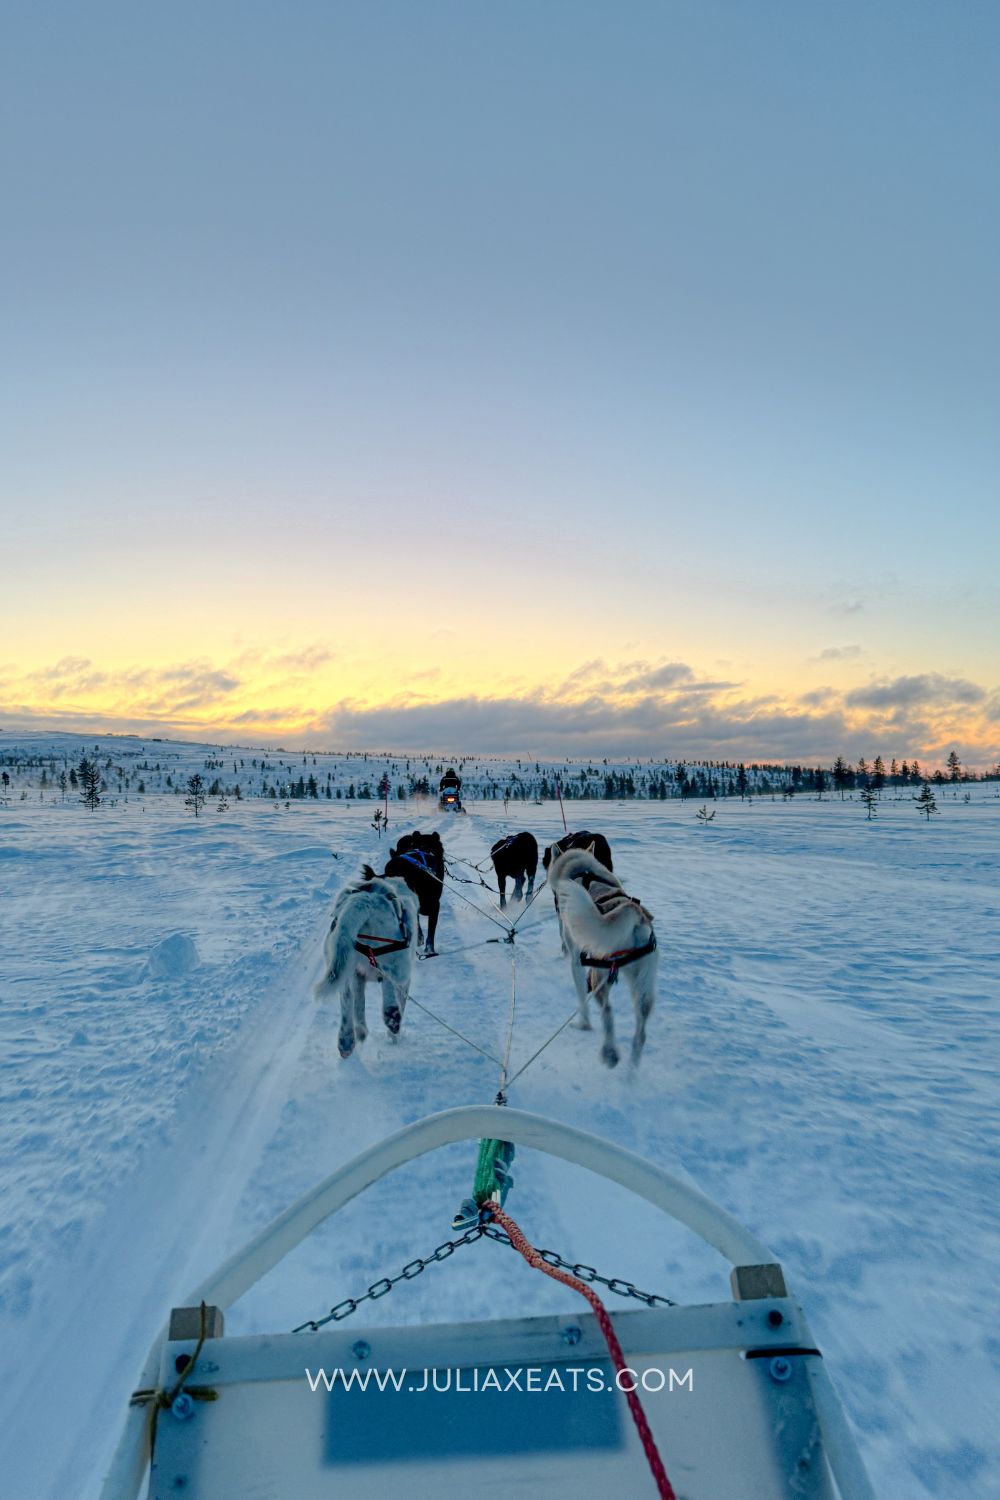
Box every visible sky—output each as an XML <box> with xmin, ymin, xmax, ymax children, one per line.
<box><xmin>2</xmin><ymin>1</ymin><xmax>998</xmax><ymax>764</ymax></box>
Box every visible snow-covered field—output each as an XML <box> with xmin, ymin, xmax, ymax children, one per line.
<box><xmin>1</xmin><ymin>733</ymin><xmax>998</xmax><ymax>1499</ymax></box>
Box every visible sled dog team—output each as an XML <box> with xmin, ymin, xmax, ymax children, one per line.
<box><xmin>317</xmin><ymin>826</ymin><xmax>658</xmax><ymax>1070</ymax></box>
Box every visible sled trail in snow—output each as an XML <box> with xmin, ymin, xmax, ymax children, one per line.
<box><xmin>1</xmin><ymin>793</ymin><xmax>998</xmax><ymax>1500</ymax></box>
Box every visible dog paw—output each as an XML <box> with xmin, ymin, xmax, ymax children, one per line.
<box><xmin>571</xmin><ymin>1016</ymin><xmax>593</xmax><ymax>1030</ymax></box>
<box><xmin>600</xmin><ymin>1042</ymin><xmax>620</xmax><ymax>1068</ymax></box>
<box><xmin>384</xmin><ymin>1006</ymin><xmax>402</xmax><ymax>1035</ymax></box>
<box><xmin>338</xmin><ymin>1034</ymin><xmax>355</xmax><ymax>1059</ymax></box>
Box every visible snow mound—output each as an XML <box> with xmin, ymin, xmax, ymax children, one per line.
<box><xmin>143</xmin><ymin>932</ymin><xmax>200</xmax><ymax>981</ymax></box>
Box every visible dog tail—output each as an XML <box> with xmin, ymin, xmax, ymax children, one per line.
<box><xmin>360</xmin><ymin>863</ymin><xmax>377</xmax><ymax>880</ymax></box>
<box><xmin>315</xmin><ymin>919</ymin><xmax>356</xmax><ymax>998</ymax></box>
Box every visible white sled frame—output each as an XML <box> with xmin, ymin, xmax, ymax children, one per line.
<box><xmin>100</xmin><ymin>1105</ymin><xmax>875</xmax><ymax>1500</ymax></box>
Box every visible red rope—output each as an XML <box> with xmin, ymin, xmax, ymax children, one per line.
<box><xmin>485</xmin><ymin>1203</ymin><xmax>676</xmax><ymax>1500</ymax></box>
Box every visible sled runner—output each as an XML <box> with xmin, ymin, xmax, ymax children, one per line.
<box><xmin>100</xmin><ymin>1106</ymin><xmax>874</xmax><ymax>1500</ymax></box>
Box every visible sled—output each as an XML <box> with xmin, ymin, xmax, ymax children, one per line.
<box><xmin>100</xmin><ymin>1106</ymin><xmax>875</xmax><ymax>1500</ymax></box>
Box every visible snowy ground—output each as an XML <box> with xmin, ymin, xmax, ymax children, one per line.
<box><xmin>1</xmin><ymin>745</ymin><xmax>998</xmax><ymax>1499</ymax></box>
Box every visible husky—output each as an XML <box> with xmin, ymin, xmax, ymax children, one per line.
<box><xmin>543</xmin><ymin>829</ymin><xmax>613</xmax><ymax>952</ymax></box>
<box><xmin>315</xmin><ymin>873</ymin><xmax>419</xmax><ymax>1059</ymax></box>
<box><xmin>548</xmin><ymin>845</ymin><xmax>657</xmax><ymax>1069</ymax></box>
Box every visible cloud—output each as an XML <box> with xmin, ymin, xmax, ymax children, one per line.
<box><xmin>2</xmin><ymin>651</ymin><xmax>997</xmax><ymax>767</ymax></box>
<box><xmin>298</xmin><ymin>690</ymin><xmax>852</xmax><ymax>761</ymax></box>
<box><xmin>814</xmin><ymin>645</ymin><xmax>864</xmax><ymax>662</ymax></box>
<box><xmin>845</xmin><ymin>674</ymin><xmax>986</xmax><ymax>711</ymax></box>
<box><xmin>619</xmin><ymin>662</ymin><xmax>694</xmax><ymax>693</ymax></box>
<box><xmin>0</xmin><ymin>657</ymin><xmax>245</xmax><ymax>724</ymax></box>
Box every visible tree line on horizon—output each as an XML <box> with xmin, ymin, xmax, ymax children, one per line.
<box><xmin>1</xmin><ymin>744</ymin><xmax>997</xmax><ymax>810</ymax></box>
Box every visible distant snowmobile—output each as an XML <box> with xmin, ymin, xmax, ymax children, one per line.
<box><xmin>438</xmin><ymin>768</ymin><xmax>463</xmax><ymax>811</ymax></box>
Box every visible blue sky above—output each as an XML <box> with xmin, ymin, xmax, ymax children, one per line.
<box><xmin>2</xmin><ymin>2</ymin><xmax>998</xmax><ymax>760</ymax></box>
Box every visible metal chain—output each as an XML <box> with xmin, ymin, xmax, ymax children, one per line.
<box><xmin>291</xmin><ymin>1223</ymin><xmax>674</xmax><ymax>1333</ymax></box>
<box><xmin>484</xmin><ymin>1225</ymin><xmax>676</xmax><ymax>1307</ymax></box>
<box><xmin>291</xmin><ymin>1227</ymin><xmax>485</xmax><ymax>1332</ymax></box>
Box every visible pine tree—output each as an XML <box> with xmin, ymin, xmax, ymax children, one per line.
<box><xmin>78</xmin><ymin>757</ymin><xmax>102</xmax><ymax>810</ymax></box>
<box><xmin>914</xmin><ymin>783</ymin><xmax>938</xmax><ymax>820</ymax></box>
<box><xmin>860</xmin><ymin>785</ymin><xmax>878</xmax><ymax>820</ymax></box>
<box><xmin>947</xmin><ymin>751</ymin><xmax>962</xmax><ymax>782</ymax></box>
<box><xmin>832</xmin><ymin>756</ymin><xmax>850</xmax><ymax>800</ymax></box>
<box><xmin>184</xmin><ymin>773</ymin><xmax>207</xmax><ymax>817</ymax></box>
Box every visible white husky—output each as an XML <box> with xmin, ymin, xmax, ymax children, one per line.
<box><xmin>316</xmin><ymin>873</ymin><xmax>418</xmax><ymax>1059</ymax></box>
<box><xmin>548</xmin><ymin>845</ymin><xmax>658</xmax><ymax>1068</ymax></box>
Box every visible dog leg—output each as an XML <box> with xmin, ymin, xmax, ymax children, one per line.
<box><xmin>382</xmin><ymin>976</ymin><xmax>405</xmax><ymax>1037</ymax></box>
<box><xmin>353</xmin><ymin>973</ymin><xmax>368</xmax><ymax>1045</ymax></box>
<box><xmin>338</xmin><ymin>978</ymin><xmax>356</xmax><ymax>1059</ymax></box>
<box><xmin>593</xmin><ymin>976</ymin><xmax>619</xmax><ymax>1068</ymax></box>
<box><xmin>497</xmin><ymin>872</ymin><xmax>507</xmax><ymax>910</ymax></box>
<box><xmin>629</xmin><ymin>959</ymin><xmax>657</xmax><ymax>1066</ymax></box>
<box><xmin>569</xmin><ymin>950</ymin><xmax>592</xmax><ymax>1028</ymax></box>
<box><xmin>425</xmin><ymin>905</ymin><xmax>438</xmax><ymax>956</ymax></box>
<box><xmin>513</xmin><ymin>875</ymin><xmax>524</xmax><ymax>904</ymax></box>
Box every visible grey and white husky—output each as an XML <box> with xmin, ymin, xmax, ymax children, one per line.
<box><xmin>548</xmin><ymin>845</ymin><xmax>658</xmax><ymax>1068</ymax></box>
<box><xmin>315</xmin><ymin>873</ymin><xmax>418</xmax><ymax>1058</ymax></box>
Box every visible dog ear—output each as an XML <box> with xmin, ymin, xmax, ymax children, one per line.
<box><xmin>586</xmin><ymin>841</ymin><xmax>597</xmax><ymax>855</ymax></box>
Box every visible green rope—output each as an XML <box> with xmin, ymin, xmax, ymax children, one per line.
<box><xmin>473</xmin><ymin>1137</ymin><xmax>515</xmax><ymax>1207</ymax></box>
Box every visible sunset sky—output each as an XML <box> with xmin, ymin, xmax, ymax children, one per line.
<box><xmin>3</xmin><ymin>2</ymin><xmax>998</xmax><ymax>764</ymax></box>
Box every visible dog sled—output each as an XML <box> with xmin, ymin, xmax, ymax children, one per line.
<box><xmin>100</xmin><ymin>1106</ymin><xmax>874</xmax><ymax>1500</ymax></box>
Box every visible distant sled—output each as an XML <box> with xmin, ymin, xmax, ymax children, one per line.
<box><xmin>100</xmin><ymin>1107</ymin><xmax>874</xmax><ymax>1500</ymax></box>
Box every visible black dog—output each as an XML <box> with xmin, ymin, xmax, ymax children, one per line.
<box><xmin>364</xmin><ymin>830</ymin><xmax>445</xmax><ymax>955</ymax></box>
<box><xmin>542</xmin><ymin>829</ymin><xmax>613</xmax><ymax>878</ymax></box>
<box><xmin>490</xmin><ymin>831</ymin><xmax>538</xmax><ymax>909</ymax></box>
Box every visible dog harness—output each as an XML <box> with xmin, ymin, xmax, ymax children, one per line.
<box><xmin>400</xmin><ymin>848</ymin><xmax>435</xmax><ymax>872</ymax></box>
<box><xmin>354</xmin><ymin>929</ymin><xmax>411</xmax><ymax>968</ymax></box>
<box><xmin>579</xmin><ymin>930</ymin><xmax>657</xmax><ymax>981</ymax></box>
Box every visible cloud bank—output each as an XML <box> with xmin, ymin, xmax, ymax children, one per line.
<box><xmin>1</xmin><ymin>652</ymin><xmax>996</xmax><ymax>766</ymax></box>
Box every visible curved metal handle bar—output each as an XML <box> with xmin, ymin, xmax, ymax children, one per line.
<box><xmin>190</xmin><ymin>1104</ymin><xmax>772</xmax><ymax>1312</ymax></box>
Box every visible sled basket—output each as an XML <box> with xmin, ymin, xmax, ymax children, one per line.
<box><xmin>101</xmin><ymin>1107</ymin><xmax>874</xmax><ymax>1500</ymax></box>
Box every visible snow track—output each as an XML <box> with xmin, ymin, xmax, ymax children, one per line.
<box><xmin>2</xmin><ymin>790</ymin><xmax>998</xmax><ymax>1499</ymax></box>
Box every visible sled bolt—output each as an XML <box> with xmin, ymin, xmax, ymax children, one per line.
<box><xmin>561</xmin><ymin>1325</ymin><xmax>582</xmax><ymax>1345</ymax></box>
<box><xmin>352</xmin><ymin>1340</ymin><xmax>371</xmax><ymax>1360</ymax></box>
<box><xmin>769</xmin><ymin>1357</ymin><xmax>792</xmax><ymax>1383</ymax></box>
<box><xmin>170</xmin><ymin>1393</ymin><xmax>195</xmax><ymax>1421</ymax></box>
<box><xmin>767</xmin><ymin>1310</ymin><xmax>784</xmax><ymax>1328</ymax></box>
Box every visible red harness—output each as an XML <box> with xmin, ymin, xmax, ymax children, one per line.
<box><xmin>355</xmin><ymin>931</ymin><xmax>411</xmax><ymax>968</ymax></box>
